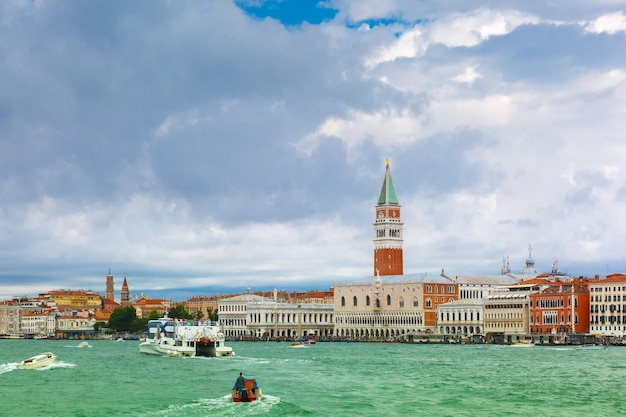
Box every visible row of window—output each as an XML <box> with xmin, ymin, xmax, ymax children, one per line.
<box><xmin>245</xmin><ymin>313</ymin><xmax>333</xmax><ymax>324</ymax></box>
<box><xmin>485</xmin><ymin>304</ymin><xmax>525</xmax><ymax>309</ymax></box>
<box><xmin>341</xmin><ymin>295</ymin><xmax>418</xmax><ymax>308</ymax></box>
<box><xmin>532</xmin><ymin>312</ymin><xmax>578</xmax><ymax>325</ymax></box>
<box><xmin>592</xmin><ymin>295</ymin><xmax>624</xmax><ymax>302</ymax></box>
<box><xmin>375</xmin><ymin>229</ymin><xmax>402</xmax><ymax>238</ymax></box>
<box><xmin>590</xmin><ymin>315</ymin><xmax>626</xmax><ymax>324</ymax></box>
<box><xmin>439</xmin><ymin>311</ymin><xmax>481</xmax><ymax>322</ymax></box>
<box><xmin>459</xmin><ymin>290</ymin><xmax>486</xmax><ymax>299</ymax></box>
<box><xmin>220</xmin><ymin>305</ymin><xmax>247</xmax><ymax>312</ymax></box>
<box><xmin>485</xmin><ymin>312</ymin><xmax>524</xmax><ymax>319</ymax></box>
<box><xmin>425</xmin><ymin>285</ymin><xmax>456</xmax><ymax>294</ymax></box>
<box><xmin>335</xmin><ymin>315</ymin><xmax>423</xmax><ymax>326</ymax></box>
<box><xmin>590</xmin><ymin>286</ymin><xmax>626</xmax><ymax>292</ymax></box>
<box><xmin>340</xmin><ymin>295</ymin><xmax>456</xmax><ymax>308</ymax></box>
<box><xmin>591</xmin><ymin>304</ymin><xmax>625</xmax><ymax>313</ymax></box>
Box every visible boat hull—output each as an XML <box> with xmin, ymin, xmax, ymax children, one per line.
<box><xmin>232</xmin><ymin>379</ymin><xmax>261</xmax><ymax>402</ymax></box>
<box><xmin>139</xmin><ymin>319</ymin><xmax>235</xmax><ymax>357</ymax></box>
<box><xmin>18</xmin><ymin>352</ymin><xmax>57</xmax><ymax>369</ymax></box>
<box><xmin>139</xmin><ymin>340</ymin><xmax>195</xmax><ymax>357</ymax></box>
<box><xmin>577</xmin><ymin>344</ymin><xmax>607</xmax><ymax>350</ymax></box>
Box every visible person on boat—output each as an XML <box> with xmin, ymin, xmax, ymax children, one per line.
<box><xmin>235</xmin><ymin>372</ymin><xmax>245</xmax><ymax>392</ymax></box>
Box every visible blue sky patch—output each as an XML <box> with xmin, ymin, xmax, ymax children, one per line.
<box><xmin>236</xmin><ymin>0</ymin><xmax>338</xmax><ymax>26</ymax></box>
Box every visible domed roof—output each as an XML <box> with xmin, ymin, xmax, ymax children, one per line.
<box><xmin>521</xmin><ymin>244</ymin><xmax>538</xmax><ymax>275</ymax></box>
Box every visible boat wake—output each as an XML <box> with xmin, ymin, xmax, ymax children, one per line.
<box><xmin>0</xmin><ymin>361</ymin><xmax>74</xmax><ymax>373</ymax></box>
<box><xmin>46</xmin><ymin>361</ymin><xmax>76</xmax><ymax>370</ymax></box>
<box><xmin>142</xmin><ymin>394</ymin><xmax>281</xmax><ymax>416</ymax></box>
<box><xmin>0</xmin><ymin>362</ymin><xmax>18</xmax><ymax>374</ymax></box>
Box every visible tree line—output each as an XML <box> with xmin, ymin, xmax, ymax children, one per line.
<box><xmin>101</xmin><ymin>304</ymin><xmax>219</xmax><ymax>333</ymax></box>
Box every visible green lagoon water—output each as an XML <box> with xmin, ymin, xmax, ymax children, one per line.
<box><xmin>1</xmin><ymin>339</ymin><xmax>625</xmax><ymax>416</ymax></box>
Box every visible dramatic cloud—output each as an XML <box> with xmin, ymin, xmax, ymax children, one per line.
<box><xmin>1</xmin><ymin>0</ymin><xmax>626</xmax><ymax>300</ymax></box>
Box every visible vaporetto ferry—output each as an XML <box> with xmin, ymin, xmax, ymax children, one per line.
<box><xmin>139</xmin><ymin>318</ymin><xmax>235</xmax><ymax>357</ymax></box>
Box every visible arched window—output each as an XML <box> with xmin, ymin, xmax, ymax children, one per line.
<box><xmin>413</xmin><ymin>297</ymin><xmax>419</xmax><ymax>307</ymax></box>
<box><xmin>353</xmin><ymin>296</ymin><xmax>358</xmax><ymax>307</ymax></box>
<box><xmin>341</xmin><ymin>296</ymin><xmax>345</xmax><ymax>307</ymax></box>
<box><xmin>366</xmin><ymin>296</ymin><xmax>370</xmax><ymax>306</ymax></box>
<box><xmin>399</xmin><ymin>297</ymin><xmax>404</xmax><ymax>308</ymax></box>
<box><xmin>426</xmin><ymin>298</ymin><xmax>432</xmax><ymax>308</ymax></box>
<box><xmin>387</xmin><ymin>295</ymin><xmax>391</xmax><ymax>306</ymax></box>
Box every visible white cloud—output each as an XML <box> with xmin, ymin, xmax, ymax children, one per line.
<box><xmin>584</xmin><ymin>12</ymin><xmax>626</xmax><ymax>34</ymax></box>
<box><xmin>297</xmin><ymin>93</ymin><xmax>512</xmax><ymax>156</ymax></box>
<box><xmin>362</xmin><ymin>9</ymin><xmax>540</xmax><ymax>79</ymax></box>
<box><xmin>365</xmin><ymin>28</ymin><xmax>426</xmax><ymax>68</ymax></box>
<box><xmin>452</xmin><ymin>66</ymin><xmax>483</xmax><ymax>84</ymax></box>
<box><xmin>3</xmin><ymin>2</ymin><xmax>626</xmax><ymax>300</ymax></box>
<box><xmin>430</xmin><ymin>9</ymin><xmax>539</xmax><ymax>47</ymax></box>
<box><xmin>154</xmin><ymin>110</ymin><xmax>201</xmax><ymax>138</ymax></box>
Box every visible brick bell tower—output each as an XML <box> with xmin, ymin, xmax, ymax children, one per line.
<box><xmin>121</xmin><ymin>275</ymin><xmax>130</xmax><ymax>308</ymax></box>
<box><xmin>105</xmin><ymin>269</ymin><xmax>114</xmax><ymax>301</ymax></box>
<box><xmin>373</xmin><ymin>159</ymin><xmax>404</xmax><ymax>276</ymax></box>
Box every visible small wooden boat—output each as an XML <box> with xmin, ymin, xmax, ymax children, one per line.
<box><xmin>288</xmin><ymin>342</ymin><xmax>305</xmax><ymax>348</ymax></box>
<box><xmin>18</xmin><ymin>352</ymin><xmax>57</xmax><ymax>369</ymax></box>
<box><xmin>232</xmin><ymin>378</ymin><xmax>261</xmax><ymax>402</ymax></box>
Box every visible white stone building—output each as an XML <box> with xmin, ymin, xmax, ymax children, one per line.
<box><xmin>437</xmin><ymin>299</ymin><xmax>484</xmax><ymax>338</ymax></box>
<box><xmin>218</xmin><ymin>291</ymin><xmax>334</xmax><ymax>339</ymax></box>
<box><xmin>333</xmin><ymin>274</ymin><xmax>458</xmax><ymax>340</ymax></box>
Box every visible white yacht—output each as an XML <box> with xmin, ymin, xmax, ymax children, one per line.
<box><xmin>18</xmin><ymin>352</ymin><xmax>57</xmax><ymax>369</ymax></box>
<box><xmin>139</xmin><ymin>318</ymin><xmax>234</xmax><ymax>357</ymax></box>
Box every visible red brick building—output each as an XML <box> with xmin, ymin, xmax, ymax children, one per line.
<box><xmin>529</xmin><ymin>277</ymin><xmax>591</xmax><ymax>335</ymax></box>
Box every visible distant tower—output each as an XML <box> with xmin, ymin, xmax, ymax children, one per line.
<box><xmin>106</xmin><ymin>269</ymin><xmax>114</xmax><ymax>301</ymax></box>
<box><xmin>551</xmin><ymin>257</ymin><xmax>559</xmax><ymax>274</ymax></box>
<box><xmin>373</xmin><ymin>159</ymin><xmax>404</xmax><ymax>276</ymax></box>
<box><xmin>520</xmin><ymin>244</ymin><xmax>538</xmax><ymax>275</ymax></box>
<box><xmin>121</xmin><ymin>275</ymin><xmax>130</xmax><ymax>307</ymax></box>
<box><xmin>501</xmin><ymin>255</ymin><xmax>511</xmax><ymax>275</ymax></box>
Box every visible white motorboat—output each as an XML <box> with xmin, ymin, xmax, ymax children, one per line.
<box><xmin>139</xmin><ymin>318</ymin><xmax>235</xmax><ymax>357</ymax></box>
<box><xmin>78</xmin><ymin>341</ymin><xmax>91</xmax><ymax>348</ymax></box>
<box><xmin>577</xmin><ymin>343</ymin><xmax>607</xmax><ymax>350</ymax></box>
<box><xmin>18</xmin><ymin>352</ymin><xmax>57</xmax><ymax>369</ymax></box>
<box><xmin>288</xmin><ymin>342</ymin><xmax>305</xmax><ymax>348</ymax></box>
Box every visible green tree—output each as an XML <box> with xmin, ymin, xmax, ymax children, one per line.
<box><xmin>194</xmin><ymin>310</ymin><xmax>204</xmax><ymax>321</ymax></box>
<box><xmin>168</xmin><ymin>304</ymin><xmax>193</xmax><ymax>320</ymax></box>
<box><xmin>206</xmin><ymin>308</ymin><xmax>219</xmax><ymax>322</ymax></box>
<box><xmin>93</xmin><ymin>321</ymin><xmax>107</xmax><ymax>332</ymax></box>
<box><xmin>148</xmin><ymin>310</ymin><xmax>161</xmax><ymax>319</ymax></box>
<box><xmin>129</xmin><ymin>317</ymin><xmax>148</xmax><ymax>333</ymax></box>
<box><xmin>108</xmin><ymin>306</ymin><xmax>138</xmax><ymax>332</ymax></box>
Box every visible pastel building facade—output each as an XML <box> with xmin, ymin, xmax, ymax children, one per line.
<box><xmin>589</xmin><ymin>273</ymin><xmax>626</xmax><ymax>337</ymax></box>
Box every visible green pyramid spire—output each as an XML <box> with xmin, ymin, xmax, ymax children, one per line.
<box><xmin>377</xmin><ymin>159</ymin><xmax>399</xmax><ymax>205</ymax></box>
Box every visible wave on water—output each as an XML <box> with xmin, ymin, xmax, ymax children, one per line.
<box><xmin>0</xmin><ymin>361</ymin><xmax>75</xmax><ymax>373</ymax></box>
<box><xmin>46</xmin><ymin>361</ymin><xmax>76</xmax><ymax>370</ymax></box>
<box><xmin>0</xmin><ymin>362</ymin><xmax>18</xmax><ymax>374</ymax></box>
<box><xmin>143</xmin><ymin>394</ymin><xmax>282</xmax><ymax>416</ymax></box>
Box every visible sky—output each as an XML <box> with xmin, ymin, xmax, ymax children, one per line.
<box><xmin>2</xmin><ymin>0</ymin><xmax>626</xmax><ymax>302</ymax></box>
